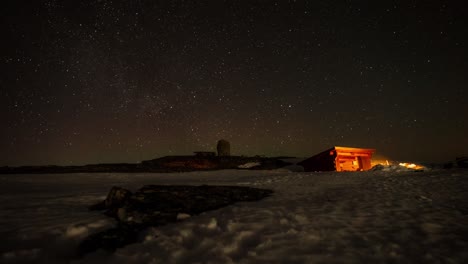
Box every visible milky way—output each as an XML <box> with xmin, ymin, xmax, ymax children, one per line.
<box><xmin>1</xmin><ymin>1</ymin><xmax>467</xmax><ymax>165</ymax></box>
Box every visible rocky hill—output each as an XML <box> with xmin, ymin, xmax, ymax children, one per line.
<box><xmin>0</xmin><ymin>156</ymin><xmax>292</xmax><ymax>174</ymax></box>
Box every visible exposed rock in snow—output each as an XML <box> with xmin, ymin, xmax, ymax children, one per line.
<box><xmin>80</xmin><ymin>185</ymin><xmax>273</xmax><ymax>255</ymax></box>
<box><xmin>89</xmin><ymin>186</ymin><xmax>131</xmax><ymax>212</ymax></box>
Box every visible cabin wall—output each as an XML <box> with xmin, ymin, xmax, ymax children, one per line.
<box><xmin>336</xmin><ymin>155</ymin><xmax>360</xmax><ymax>171</ymax></box>
<box><xmin>335</xmin><ymin>151</ymin><xmax>373</xmax><ymax>171</ymax></box>
<box><xmin>299</xmin><ymin>149</ymin><xmax>336</xmax><ymax>172</ymax></box>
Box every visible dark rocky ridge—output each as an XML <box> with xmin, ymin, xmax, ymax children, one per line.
<box><xmin>79</xmin><ymin>185</ymin><xmax>273</xmax><ymax>256</ymax></box>
<box><xmin>0</xmin><ymin>156</ymin><xmax>293</xmax><ymax>174</ymax></box>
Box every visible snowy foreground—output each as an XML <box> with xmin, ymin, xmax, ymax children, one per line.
<box><xmin>1</xmin><ymin>169</ymin><xmax>467</xmax><ymax>263</ymax></box>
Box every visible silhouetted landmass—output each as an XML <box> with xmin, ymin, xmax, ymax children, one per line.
<box><xmin>0</xmin><ymin>156</ymin><xmax>293</xmax><ymax>174</ymax></box>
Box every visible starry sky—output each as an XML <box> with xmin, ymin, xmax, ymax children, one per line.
<box><xmin>1</xmin><ymin>1</ymin><xmax>467</xmax><ymax>166</ymax></box>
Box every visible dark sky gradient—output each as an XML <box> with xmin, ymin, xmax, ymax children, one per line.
<box><xmin>1</xmin><ymin>1</ymin><xmax>467</xmax><ymax>166</ymax></box>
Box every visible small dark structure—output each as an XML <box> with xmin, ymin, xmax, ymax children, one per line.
<box><xmin>456</xmin><ymin>157</ymin><xmax>468</xmax><ymax>168</ymax></box>
<box><xmin>193</xmin><ymin>151</ymin><xmax>216</xmax><ymax>157</ymax></box>
<box><xmin>298</xmin><ymin>146</ymin><xmax>375</xmax><ymax>172</ymax></box>
<box><xmin>217</xmin><ymin>139</ymin><xmax>231</xmax><ymax>156</ymax></box>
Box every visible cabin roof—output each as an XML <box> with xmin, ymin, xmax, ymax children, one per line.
<box><xmin>333</xmin><ymin>146</ymin><xmax>375</xmax><ymax>153</ymax></box>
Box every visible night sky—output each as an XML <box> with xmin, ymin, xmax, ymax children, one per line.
<box><xmin>1</xmin><ymin>1</ymin><xmax>467</xmax><ymax>166</ymax></box>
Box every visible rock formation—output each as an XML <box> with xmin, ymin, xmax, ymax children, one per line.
<box><xmin>79</xmin><ymin>185</ymin><xmax>273</xmax><ymax>255</ymax></box>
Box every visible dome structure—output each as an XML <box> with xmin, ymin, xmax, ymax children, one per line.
<box><xmin>216</xmin><ymin>139</ymin><xmax>230</xmax><ymax>156</ymax></box>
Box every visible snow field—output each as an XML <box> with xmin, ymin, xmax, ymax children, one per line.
<box><xmin>1</xmin><ymin>169</ymin><xmax>468</xmax><ymax>263</ymax></box>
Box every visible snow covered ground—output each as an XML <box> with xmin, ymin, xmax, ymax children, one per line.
<box><xmin>1</xmin><ymin>168</ymin><xmax>467</xmax><ymax>263</ymax></box>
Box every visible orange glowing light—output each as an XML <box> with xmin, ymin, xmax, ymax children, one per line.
<box><xmin>398</xmin><ymin>162</ymin><xmax>424</xmax><ymax>170</ymax></box>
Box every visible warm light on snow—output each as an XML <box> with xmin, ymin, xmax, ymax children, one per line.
<box><xmin>372</xmin><ymin>158</ymin><xmax>424</xmax><ymax>170</ymax></box>
<box><xmin>398</xmin><ymin>162</ymin><xmax>424</xmax><ymax>170</ymax></box>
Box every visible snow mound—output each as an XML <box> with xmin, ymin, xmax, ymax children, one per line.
<box><xmin>64</xmin><ymin>219</ymin><xmax>113</xmax><ymax>239</ymax></box>
<box><xmin>371</xmin><ymin>164</ymin><xmax>427</xmax><ymax>172</ymax></box>
<box><xmin>279</xmin><ymin>164</ymin><xmax>305</xmax><ymax>172</ymax></box>
<box><xmin>238</xmin><ymin>162</ymin><xmax>261</xmax><ymax>169</ymax></box>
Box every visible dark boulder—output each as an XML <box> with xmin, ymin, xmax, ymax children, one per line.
<box><xmin>80</xmin><ymin>185</ymin><xmax>273</xmax><ymax>256</ymax></box>
<box><xmin>89</xmin><ymin>186</ymin><xmax>132</xmax><ymax>211</ymax></box>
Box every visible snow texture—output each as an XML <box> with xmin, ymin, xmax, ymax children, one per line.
<box><xmin>1</xmin><ymin>169</ymin><xmax>468</xmax><ymax>263</ymax></box>
<box><xmin>238</xmin><ymin>162</ymin><xmax>261</xmax><ymax>169</ymax></box>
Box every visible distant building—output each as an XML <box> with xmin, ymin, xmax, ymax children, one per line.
<box><xmin>298</xmin><ymin>146</ymin><xmax>375</xmax><ymax>172</ymax></box>
<box><xmin>193</xmin><ymin>151</ymin><xmax>216</xmax><ymax>157</ymax></box>
<box><xmin>456</xmin><ymin>157</ymin><xmax>468</xmax><ymax>168</ymax></box>
<box><xmin>217</xmin><ymin>140</ymin><xmax>230</xmax><ymax>156</ymax></box>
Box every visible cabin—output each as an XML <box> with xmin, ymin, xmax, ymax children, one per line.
<box><xmin>298</xmin><ymin>146</ymin><xmax>375</xmax><ymax>172</ymax></box>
